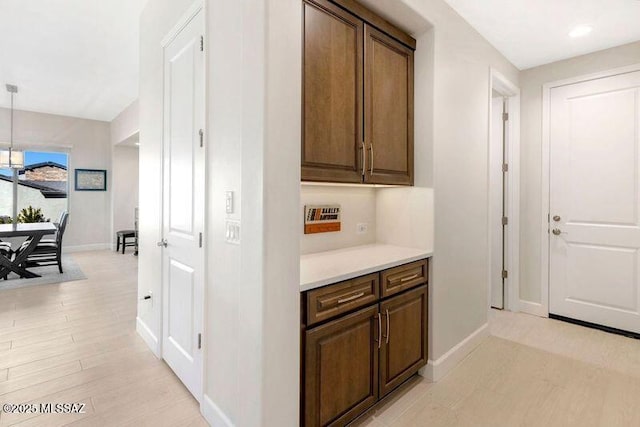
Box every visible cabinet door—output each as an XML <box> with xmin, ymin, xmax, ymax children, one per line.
<box><xmin>302</xmin><ymin>0</ymin><xmax>364</xmax><ymax>183</ymax></box>
<box><xmin>304</xmin><ymin>305</ymin><xmax>379</xmax><ymax>427</ymax></box>
<box><xmin>364</xmin><ymin>24</ymin><xmax>414</xmax><ymax>185</ymax></box>
<box><xmin>379</xmin><ymin>285</ymin><xmax>427</xmax><ymax>397</ymax></box>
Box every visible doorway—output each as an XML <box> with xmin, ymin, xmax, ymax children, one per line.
<box><xmin>489</xmin><ymin>70</ymin><xmax>520</xmax><ymax>311</ymax></box>
<box><xmin>160</xmin><ymin>4</ymin><xmax>206</xmax><ymax>401</ymax></box>
<box><xmin>546</xmin><ymin>68</ymin><xmax>640</xmax><ymax>335</ymax></box>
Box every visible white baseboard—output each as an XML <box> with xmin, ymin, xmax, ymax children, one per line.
<box><xmin>421</xmin><ymin>323</ymin><xmax>489</xmax><ymax>382</ymax></box>
<box><xmin>202</xmin><ymin>394</ymin><xmax>234</xmax><ymax>427</ymax></box>
<box><xmin>519</xmin><ymin>300</ymin><xmax>548</xmax><ymax>318</ymax></box>
<box><xmin>64</xmin><ymin>243</ymin><xmax>111</xmax><ymax>253</ymax></box>
<box><xmin>136</xmin><ymin>317</ymin><xmax>160</xmax><ymax>357</ymax></box>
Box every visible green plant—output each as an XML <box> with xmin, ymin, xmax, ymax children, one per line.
<box><xmin>17</xmin><ymin>206</ymin><xmax>49</xmax><ymax>223</ymax></box>
<box><xmin>0</xmin><ymin>216</ymin><xmax>12</xmax><ymax>224</ymax></box>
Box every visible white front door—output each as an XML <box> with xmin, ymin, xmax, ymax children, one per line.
<box><xmin>549</xmin><ymin>70</ymin><xmax>640</xmax><ymax>334</ymax></box>
<box><xmin>161</xmin><ymin>8</ymin><xmax>205</xmax><ymax>400</ymax></box>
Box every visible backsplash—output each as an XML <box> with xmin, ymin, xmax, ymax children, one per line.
<box><xmin>300</xmin><ymin>185</ymin><xmax>376</xmax><ymax>254</ymax></box>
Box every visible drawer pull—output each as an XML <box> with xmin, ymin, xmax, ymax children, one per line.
<box><xmin>337</xmin><ymin>292</ymin><xmax>365</xmax><ymax>304</ymax></box>
<box><xmin>399</xmin><ymin>273</ymin><xmax>419</xmax><ymax>283</ymax></box>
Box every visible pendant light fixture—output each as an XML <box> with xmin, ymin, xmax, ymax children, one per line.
<box><xmin>0</xmin><ymin>84</ymin><xmax>24</xmax><ymax>169</ymax></box>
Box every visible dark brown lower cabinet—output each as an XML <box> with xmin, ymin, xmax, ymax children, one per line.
<box><xmin>304</xmin><ymin>305</ymin><xmax>380</xmax><ymax>427</ymax></box>
<box><xmin>302</xmin><ymin>260</ymin><xmax>429</xmax><ymax>427</ymax></box>
<box><xmin>379</xmin><ymin>286</ymin><xmax>428</xmax><ymax>397</ymax></box>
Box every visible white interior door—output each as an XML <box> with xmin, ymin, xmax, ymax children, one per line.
<box><xmin>549</xmin><ymin>70</ymin><xmax>640</xmax><ymax>334</ymax></box>
<box><xmin>161</xmin><ymin>9</ymin><xmax>205</xmax><ymax>400</ymax></box>
<box><xmin>490</xmin><ymin>96</ymin><xmax>506</xmax><ymax>309</ymax></box>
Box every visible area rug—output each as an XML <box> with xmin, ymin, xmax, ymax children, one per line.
<box><xmin>0</xmin><ymin>256</ymin><xmax>87</xmax><ymax>291</ymax></box>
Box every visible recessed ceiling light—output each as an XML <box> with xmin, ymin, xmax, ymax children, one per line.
<box><xmin>569</xmin><ymin>25</ymin><xmax>593</xmax><ymax>38</ymax></box>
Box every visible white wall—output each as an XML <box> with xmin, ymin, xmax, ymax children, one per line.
<box><xmin>519</xmin><ymin>41</ymin><xmax>640</xmax><ymax>306</ymax></box>
<box><xmin>110</xmin><ymin>99</ymin><xmax>139</xmax><ymax>146</ymax></box>
<box><xmin>111</xmin><ymin>145</ymin><xmax>139</xmax><ymax>242</ymax></box>
<box><xmin>300</xmin><ymin>185</ymin><xmax>377</xmax><ymax>254</ymax></box>
<box><xmin>376</xmin><ymin>187</ymin><xmax>433</xmax><ymax>251</ymax></box>
<box><xmin>139</xmin><ymin>0</ymin><xmax>300</xmax><ymax>425</ymax></box>
<box><xmin>0</xmin><ymin>108</ymin><xmax>111</xmax><ymax>249</ymax></box>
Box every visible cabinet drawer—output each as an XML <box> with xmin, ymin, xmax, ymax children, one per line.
<box><xmin>306</xmin><ymin>273</ymin><xmax>379</xmax><ymax>326</ymax></box>
<box><xmin>380</xmin><ymin>259</ymin><xmax>427</xmax><ymax>298</ymax></box>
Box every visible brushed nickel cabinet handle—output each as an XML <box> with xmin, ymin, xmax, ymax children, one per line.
<box><xmin>377</xmin><ymin>313</ymin><xmax>382</xmax><ymax>349</ymax></box>
<box><xmin>361</xmin><ymin>141</ymin><xmax>366</xmax><ymax>177</ymax></box>
<box><xmin>369</xmin><ymin>144</ymin><xmax>374</xmax><ymax>174</ymax></box>
<box><xmin>400</xmin><ymin>273</ymin><xmax>419</xmax><ymax>283</ymax></box>
<box><xmin>385</xmin><ymin>309</ymin><xmax>390</xmax><ymax>344</ymax></box>
<box><xmin>337</xmin><ymin>292</ymin><xmax>364</xmax><ymax>304</ymax></box>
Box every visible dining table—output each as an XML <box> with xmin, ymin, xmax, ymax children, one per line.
<box><xmin>0</xmin><ymin>222</ymin><xmax>57</xmax><ymax>278</ymax></box>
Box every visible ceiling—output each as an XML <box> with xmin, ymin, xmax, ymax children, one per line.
<box><xmin>442</xmin><ymin>0</ymin><xmax>640</xmax><ymax>70</ymax></box>
<box><xmin>0</xmin><ymin>0</ymin><xmax>147</xmax><ymax>122</ymax></box>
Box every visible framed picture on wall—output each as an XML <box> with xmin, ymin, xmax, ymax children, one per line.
<box><xmin>75</xmin><ymin>169</ymin><xmax>107</xmax><ymax>191</ymax></box>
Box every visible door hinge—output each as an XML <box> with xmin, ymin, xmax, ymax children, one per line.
<box><xmin>502</xmin><ymin>112</ymin><xmax>509</xmax><ymax>122</ymax></box>
<box><xmin>502</xmin><ymin>270</ymin><xmax>508</xmax><ymax>279</ymax></box>
<box><xmin>502</xmin><ymin>216</ymin><xmax>508</xmax><ymax>226</ymax></box>
<box><xmin>199</xmin><ymin>232</ymin><xmax>203</xmax><ymax>248</ymax></box>
<box><xmin>197</xmin><ymin>333</ymin><xmax>202</xmax><ymax>349</ymax></box>
<box><xmin>502</xmin><ymin>163</ymin><xmax>509</xmax><ymax>173</ymax></box>
<box><xmin>200</xmin><ymin>35</ymin><xmax>204</xmax><ymax>52</ymax></box>
<box><xmin>199</xmin><ymin>129</ymin><xmax>204</xmax><ymax>147</ymax></box>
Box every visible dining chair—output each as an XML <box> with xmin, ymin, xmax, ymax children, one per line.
<box><xmin>17</xmin><ymin>211</ymin><xmax>69</xmax><ymax>274</ymax></box>
<box><xmin>0</xmin><ymin>241</ymin><xmax>11</xmax><ymax>280</ymax></box>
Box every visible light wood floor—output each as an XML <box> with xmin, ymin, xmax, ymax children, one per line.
<box><xmin>354</xmin><ymin>309</ymin><xmax>640</xmax><ymax>427</ymax></box>
<box><xmin>0</xmin><ymin>250</ymin><xmax>207</xmax><ymax>427</ymax></box>
<box><xmin>4</xmin><ymin>252</ymin><xmax>640</xmax><ymax>427</ymax></box>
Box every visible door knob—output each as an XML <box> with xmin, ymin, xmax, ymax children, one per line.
<box><xmin>553</xmin><ymin>215</ymin><xmax>561</xmax><ymax>222</ymax></box>
<box><xmin>552</xmin><ymin>229</ymin><xmax>562</xmax><ymax>235</ymax></box>
<box><xmin>157</xmin><ymin>239</ymin><xmax>168</xmax><ymax>247</ymax></box>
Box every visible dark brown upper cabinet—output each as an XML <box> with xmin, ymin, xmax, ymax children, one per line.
<box><xmin>364</xmin><ymin>25</ymin><xmax>414</xmax><ymax>185</ymax></box>
<box><xmin>302</xmin><ymin>0</ymin><xmax>364</xmax><ymax>183</ymax></box>
<box><xmin>302</xmin><ymin>0</ymin><xmax>415</xmax><ymax>185</ymax></box>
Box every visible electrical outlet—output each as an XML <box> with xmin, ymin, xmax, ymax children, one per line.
<box><xmin>356</xmin><ymin>223</ymin><xmax>368</xmax><ymax>234</ymax></box>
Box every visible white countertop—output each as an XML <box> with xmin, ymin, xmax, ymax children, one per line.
<box><xmin>300</xmin><ymin>244</ymin><xmax>433</xmax><ymax>292</ymax></box>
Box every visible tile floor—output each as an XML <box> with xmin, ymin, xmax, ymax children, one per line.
<box><xmin>2</xmin><ymin>250</ymin><xmax>640</xmax><ymax>426</ymax></box>
<box><xmin>353</xmin><ymin>309</ymin><xmax>640</xmax><ymax>427</ymax></box>
<box><xmin>0</xmin><ymin>251</ymin><xmax>207</xmax><ymax>426</ymax></box>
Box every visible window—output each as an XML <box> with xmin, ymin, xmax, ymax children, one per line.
<box><xmin>0</xmin><ymin>151</ymin><xmax>68</xmax><ymax>224</ymax></box>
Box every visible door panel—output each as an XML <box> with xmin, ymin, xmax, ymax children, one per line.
<box><xmin>379</xmin><ymin>286</ymin><xmax>427</xmax><ymax>397</ymax></box>
<box><xmin>302</xmin><ymin>0</ymin><xmax>363</xmax><ymax>183</ymax></box>
<box><xmin>549</xmin><ymin>70</ymin><xmax>640</xmax><ymax>333</ymax></box>
<box><xmin>305</xmin><ymin>305</ymin><xmax>379</xmax><ymax>427</ymax></box>
<box><xmin>167</xmin><ymin>258</ymin><xmax>195</xmax><ymax>358</ymax></box>
<box><xmin>364</xmin><ymin>24</ymin><xmax>413</xmax><ymax>185</ymax></box>
<box><xmin>162</xmin><ymin>8</ymin><xmax>205</xmax><ymax>400</ymax></box>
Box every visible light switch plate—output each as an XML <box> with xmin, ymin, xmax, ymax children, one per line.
<box><xmin>356</xmin><ymin>223</ymin><xmax>368</xmax><ymax>234</ymax></box>
<box><xmin>225</xmin><ymin>191</ymin><xmax>234</xmax><ymax>214</ymax></box>
<box><xmin>225</xmin><ymin>220</ymin><xmax>240</xmax><ymax>244</ymax></box>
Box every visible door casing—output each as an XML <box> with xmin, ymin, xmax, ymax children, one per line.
<box><xmin>488</xmin><ymin>69</ymin><xmax>520</xmax><ymax>313</ymax></box>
